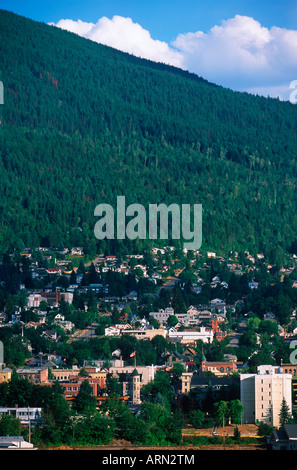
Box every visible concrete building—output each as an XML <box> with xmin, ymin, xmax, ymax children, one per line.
<box><xmin>111</xmin><ymin>367</ymin><xmax>150</xmax><ymax>405</ymax></box>
<box><xmin>240</xmin><ymin>365</ymin><xmax>292</xmax><ymax>428</ymax></box>
<box><xmin>200</xmin><ymin>358</ymin><xmax>237</xmax><ymax>376</ymax></box>
<box><xmin>168</xmin><ymin>327</ymin><xmax>213</xmax><ymax>345</ymax></box>
<box><xmin>122</xmin><ymin>368</ymin><xmax>142</xmax><ymax>404</ymax></box>
<box><xmin>16</xmin><ymin>367</ymin><xmax>48</xmax><ymax>384</ymax></box>
<box><xmin>109</xmin><ymin>364</ymin><xmax>159</xmax><ymax>386</ymax></box>
<box><xmin>0</xmin><ymin>407</ymin><xmax>42</xmax><ymax>425</ymax></box>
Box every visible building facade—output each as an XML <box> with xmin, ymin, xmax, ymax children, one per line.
<box><xmin>0</xmin><ymin>367</ymin><xmax>12</xmax><ymax>383</ymax></box>
<box><xmin>16</xmin><ymin>367</ymin><xmax>48</xmax><ymax>384</ymax></box>
<box><xmin>240</xmin><ymin>365</ymin><xmax>292</xmax><ymax>428</ymax></box>
<box><xmin>200</xmin><ymin>358</ymin><xmax>237</xmax><ymax>376</ymax></box>
<box><xmin>0</xmin><ymin>407</ymin><xmax>42</xmax><ymax>425</ymax></box>
<box><xmin>168</xmin><ymin>328</ymin><xmax>213</xmax><ymax>344</ymax></box>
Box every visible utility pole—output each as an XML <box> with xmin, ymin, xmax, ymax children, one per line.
<box><xmin>223</xmin><ymin>415</ymin><xmax>225</xmax><ymax>450</ymax></box>
<box><xmin>28</xmin><ymin>407</ymin><xmax>31</xmax><ymax>443</ymax></box>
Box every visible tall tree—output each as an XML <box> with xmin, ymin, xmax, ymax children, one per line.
<box><xmin>72</xmin><ymin>380</ymin><xmax>97</xmax><ymax>414</ymax></box>
<box><xmin>279</xmin><ymin>398</ymin><xmax>292</xmax><ymax>430</ymax></box>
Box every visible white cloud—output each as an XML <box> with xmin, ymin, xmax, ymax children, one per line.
<box><xmin>51</xmin><ymin>14</ymin><xmax>297</xmax><ymax>100</ymax></box>
<box><xmin>52</xmin><ymin>15</ymin><xmax>183</xmax><ymax>68</ymax></box>
<box><xmin>52</xmin><ymin>18</ymin><xmax>96</xmax><ymax>37</ymax></box>
<box><xmin>173</xmin><ymin>15</ymin><xmax>297</xmax><ymax>99</ymax></box>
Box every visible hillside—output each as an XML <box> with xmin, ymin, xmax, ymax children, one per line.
<box><xmin>1</xmin><ymin>9</ymin><xmax>297</xmax><ymax>261</ymax></box>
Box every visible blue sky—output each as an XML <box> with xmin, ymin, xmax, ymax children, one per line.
<box><xmin>2</xmin><ymin>1</ymin><xmax>297</xmax><ymax>99</ymax></box>
<box><xmin>2</xmin><ymin>0</ymin><xmax>297</xmax><ymax>41</ymax></box>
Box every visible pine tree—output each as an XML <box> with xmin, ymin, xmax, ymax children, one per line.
<box><xmin>279</xmin><ymin>397</ymin><xmax>292</xmax><ymax>430</ymax></box>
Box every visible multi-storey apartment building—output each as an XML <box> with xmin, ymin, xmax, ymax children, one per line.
<box><xmin>240</xmin><ymin>365</ymin><xmax>292</xmax><ymax>428</ymax></box>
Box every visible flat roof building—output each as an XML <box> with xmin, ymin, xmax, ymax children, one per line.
<box><xmin>240</xmin><ymin>365</ymin><xmax>292</xmax><ymax>428</ymax></box>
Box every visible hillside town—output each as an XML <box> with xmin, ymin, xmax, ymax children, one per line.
<box><xmin>1</xmin><ymin>245</ymin><xmax>297</xmax><ymax>449</ymax></box>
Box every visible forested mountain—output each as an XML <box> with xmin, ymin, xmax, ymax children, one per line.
<box><xmin>1</xmin><ymin>9</ymin><xmax>297</xmax><ymax>262</ymax></box>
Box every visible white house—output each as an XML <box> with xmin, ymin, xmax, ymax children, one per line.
<box><xmin>105</xmin><ymin>326</ymin><xmax>122</xmax><ymax>336</ymax></box>
<box><xmin>0</xmin><ymin>407</ymin><xmax>42</xmax><ymax>425</ymax></box>
<box><xmin>54</xmin><ymin>313</ymin><xmax>65</xmax><ymax>322</ymax></box>
<box><xmin>149</xmin><ymin>307</ymin><xmax>175</xmax><ymax>324</ymax></box>
<box><xmin>168</xmin><ymin>327</ymin><xmax>213</xmax><ymax>344</ymax></box>
<box><xmin>28</xmin><ymin>293</ymin><xmax>44</xmax><ymax>308</ymax></box>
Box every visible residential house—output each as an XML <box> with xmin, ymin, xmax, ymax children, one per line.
<box><xmin>210</xmin><ymin>298</ymin><xmax>226</xmax><ymax>314</ymax></box>
<box><xmin>71</xmin><ymin>247</ymin><xmax>83</xmax><ymax>255</ymax></box>
<box><xmin>270</xmin><ymin>424</ymin><xmax>297</xmax><ymax>450</ymax></box>
<box><xmin>54</xmin><ymin>313</ymin><xmax>65</xmax><ymax>322</ymax></box>
<box><xmin>42</xmin><ymin>330</ymin><xmax>58</xmax><ymax>341</ymax></box>
<box><xmin>249</xmin><ymin>281</ymin><xmax>259</xmax><ymax>289</ymax></box>
<box><xmin>54</xmin><ymin>314</ymin><xmax>74</xmax><ymax>332</ymax></box>
<box><xmin>0</xmin><ymin>367</ymin><xmax>12</xmax><ymax>383</ymax></box>
<box><xmin>149</xmin><ymin>307</ymin><xmax>200</xmax><ymax>327</ymax></box>
<box><xmin>105</xmin><ymin>326</ymin><xmax>122</xmax><ymax>336</ymax></box>
<box><xmin>163</xmin><ymin>348</ymin><xmax>197</xmax><ymax>369</ymax></box>
<box><xmin>0</xmin><ymin>312</ymin><xmax>7</xmax><ymax>324</ymax></box>
<box><xmin>47</xmin><ymin>268</ymin><xmax>61</xmax><ymax>275</ymax></box>
<box><xmin>149</xmin><ymin>307</ymin><xmax>175</xmax><ymax>324</ymax></box>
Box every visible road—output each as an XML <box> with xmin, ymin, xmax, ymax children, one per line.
<box><xmin>226</xmin><ymin>318</ymin><xmax>247</xmax><ymax>348</ymax></box>
<box><xmin>156</xmin><ymin>269</ymin><xmax>184</xmax><ymax>295</ymax></box>
<box><xmin>157</xmin><ymin>276</ymin><xmax>178</xmax><ymax>293</ymax></box>
<box><xmin>68</xmin><ymin>323</ymin><xmax>98</xmax><ymax>343</ymax></box>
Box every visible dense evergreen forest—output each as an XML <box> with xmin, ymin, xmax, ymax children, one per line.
<box><xmin>1</xmin><ymin>10</ymin><xmax>297</xmax><ymax>261</ymax></box>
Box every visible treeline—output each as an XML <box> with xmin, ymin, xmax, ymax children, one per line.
<box><xmin>1</xmin><ymin>11</ymin><xmax>297</xmax><ymax>260</ymax></box>
<box><xmin>0</xmin><ymin>368</ymin><xmax>246</xmax><ymax>447</ymax></box>
<box><xmin>0</xmin><ymin>368</ymin><xmax>184</xmax><ymax>447</ymax></box>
